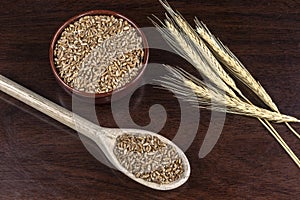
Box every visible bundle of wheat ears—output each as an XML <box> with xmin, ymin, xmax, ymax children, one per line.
<box><xmin>151</xmin><ymin>0</ymin><xmax>300</xmax><ymax>167</ymax></box>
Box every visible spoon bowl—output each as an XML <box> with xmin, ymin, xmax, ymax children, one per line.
<box><xmin>0</xmin><ymin>75</ymin><xmax>190</xmax><ymax>190</ymax></box>
<box><xmin>86</xmin><ymin>126</ymin><xmax>190</xmax><ymax>190</ymax></box>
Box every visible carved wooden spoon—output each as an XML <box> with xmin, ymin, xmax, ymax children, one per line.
<box><xmin>0</xmin><ymin>75</ymin><xmax>190</xmax><ymax>190</ymax></box>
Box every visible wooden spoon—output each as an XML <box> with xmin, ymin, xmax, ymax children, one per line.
<box><xmin>0</xmin><ymin>75</ymin><xmax>190</xmax><ymax>190</ymax></box>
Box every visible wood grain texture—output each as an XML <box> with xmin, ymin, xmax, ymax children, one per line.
<box><xmin>0</xmin><ymin>0</ymin><xmax>299</xmax><ymax>199</ymax></box>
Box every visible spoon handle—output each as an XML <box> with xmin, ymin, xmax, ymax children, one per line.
<box><xmin>0</xmin><ymin>75</ymin><xmax>102</xmax><ymax>139</ymax></box>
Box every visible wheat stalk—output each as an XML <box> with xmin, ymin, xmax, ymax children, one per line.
<box><xmin>158</xmin><ymin>0</ymin><xmax>292</xmax><ymax>134</ymax></box>
<box><xmin>195</xmin><ymin>19</ymin><xmax>300</xmax><ymax>140</ymax></box>
<box><xmin>158</xmin><ymin>0</ymin><xmax>300</xmax><ymax>131</ymax></box>
<box><xmin>156</xmin><ymin>2</ymin><xmax>300</xmax><ymax>125</ymax></box>
<box><xmin>153</xmin><ymin>0</ymin><xmax>300</xmax><ymax>167</ymax></box>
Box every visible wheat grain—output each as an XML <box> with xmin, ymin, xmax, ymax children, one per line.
<box><xmin>54</xmin><ymin>15</ymin><xmax>144</xmax><ymax>94</ymax></box>
<box><xmin>113</xmin><ymin>133</ymin><xmax>184</xmax><ymax>184</ymax></box>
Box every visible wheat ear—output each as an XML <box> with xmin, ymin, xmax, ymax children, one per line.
<box><xmin>157</xmin><ymin>1</ymin><xmax>298</xmax><ymax>123</ymax></box>
<box><xmin>158</xmin><ymin>0</ymin><xmax>300</xmax><ymax>148</ymax></box>
<box><xmin>191</xmin><ymin>77</ymin><xmax>300</xmax><ymax>166</ymax></box>
<box><xmin>195</xmin><ymin>19</ymin><xmax>278</xmax><ymax>111</ymax></box>
<box><xmin>158</xmin><ymin>0</ymin><xmax>242</xmax><ymax>97</ymax></box>
<box><xmin>158</xmin><ymin>0</ymin><xmax>299</xmax><ymax>136</ymax></box>
<box><xmin>154</xmin><ymin>0</ymin><xmax>299</xmax><ymax>166</ymax></box>
<box><xmin>159</xmin><ymin>66</ymin><xmax>300</xmax><ymax>167</ymax></box>
<box><xmin>159</xmin><ymin>4</ymin><xmax>295</xmax><ymax>121</ymax></box>
<box><xmin>149</xmin><ymin>16</ymin><xmax>237</xmax><ymax>98</ymax></box>
<box><xmin>195</xmin><ymin>19</ymin><xmax>300</xmax><ymax>139</ymax></box>
<box><xmin>159</xmin><ymin>66</ymin><xmax>299</xmax><ymax>123</ymax></box>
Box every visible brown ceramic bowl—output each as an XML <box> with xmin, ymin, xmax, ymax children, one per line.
<box><xmin>49</xmin><ymin>10</ymin><xmax>149</xmax><ymax>104</ymax></box>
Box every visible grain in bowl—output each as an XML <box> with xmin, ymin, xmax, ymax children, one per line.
<box><xmin>50</xmin><ymin>10</ymin><xmax>149</xmax><ymax>102</ymax></box>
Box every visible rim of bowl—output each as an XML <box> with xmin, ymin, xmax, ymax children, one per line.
<box><xmin>49</xmin><ymin>10</ymin><xmax>149</xmax><ymax>99</ymax></box>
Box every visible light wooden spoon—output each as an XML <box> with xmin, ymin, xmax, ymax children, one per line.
<box><xmin>0</xmin><ymin>75</ymin><xmax>190</xmax><ymax>190</ymax></box>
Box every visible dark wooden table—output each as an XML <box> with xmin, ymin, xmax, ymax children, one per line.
<box><xmin>1</xmin><ymin>0</ymin><xmax>299</xmax><ymax>199</ymax></box>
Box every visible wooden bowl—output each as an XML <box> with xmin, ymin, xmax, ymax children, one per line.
<box><xmin>49</xmin><ymin>10</ymin><xmax>149</xmax><ymax>104</ymax></box>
